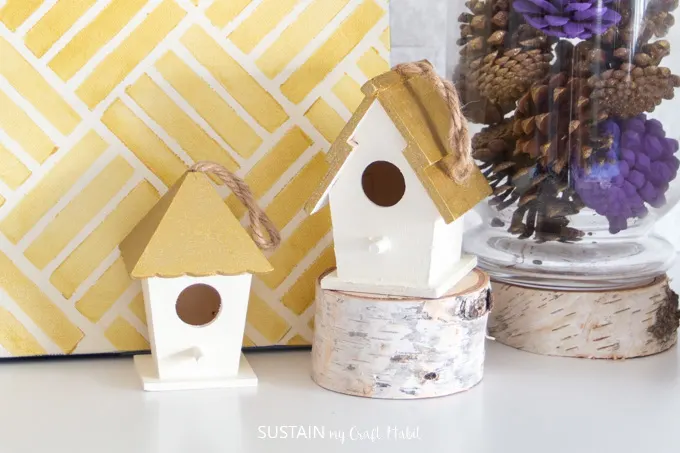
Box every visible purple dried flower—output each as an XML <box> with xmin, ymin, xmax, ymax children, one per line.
<box><xmin>572</xmin><ymin>115</ymin><xmax>679</xmax><ymax>234</ymax></box>
<box><xmin>513</xmin><ymin>0</ymin><xmax>622</xmax><ymax>39</ymax></box>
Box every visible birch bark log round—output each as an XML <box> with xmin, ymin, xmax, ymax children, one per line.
<box><xmin>489</xmin><ymin>276</ymin><xmax>679</xmax><ymax>359</ymax></box>
<box><xmin>311</xmin><ymin>268</ymin><xmax>492</xmax><ymax>399</ymax></box>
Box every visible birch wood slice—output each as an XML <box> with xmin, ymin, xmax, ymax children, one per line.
<box><xmin>311</xmin><ymin>268</ymin><xmax>491</xmax><ymax>399</ymax></box>
<box><xmin>489</xmin><ymin>276</ymin><xmax>680</xmax><ymax>359</ymax></box>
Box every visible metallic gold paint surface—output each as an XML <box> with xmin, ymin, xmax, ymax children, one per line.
<box><xmin>105</xmin><ymin>317</ymin><xmax>149</xmax><ymax>351</ymax></box>
<box><xmin>306</xmin><ymin>66</ymin><xmax>492</xmax><ymax>223</ymax></box>
<box><xmin>155</xmin><ymin>51</ymin><xmax>262</xmax><ymax>158</ymax></box>
<box><xmin>0</xmin><ymin>0</ymin><xmax>42</xmax><ymax>31</ymax></box>
<box><xmin>0</xmin><ymin>132</ymin><xmax>106</xmax><ymax>244</ymax></box>
<box><xmin>50</xmin><ymin>182</ymin><xmax>160</xmax><ymax>298</ymax></box>
<box><xmin>75</xmin><ymin>258</ymin><xmax>132</xmax><ymax>323</ymax></box>
<box><xmin>0</xmin><ymin>308</ymin><xmax>46</xmax><ymax>356</ymax></box>
<box><xmin>282</xmin><ymin>0</ymin><xmax>385</xmax><ymax>103</ymax></box>
<box><xmin>0</xmin><ymin>38</ymin><xmax>80</xmax><ymax>134</ymax></box>
<box><xmin>25</xmin><ymin>156</ymin><xmax>135</xmax><ymax>270</ymax></box>
<box><xmin>76</xmin><ymin>0</ymin><xmax>186</xmax><ymax>108</ymax></box>
<box><xmin>0</xmin><ymin>251</ymin><xmax>84</xmax><ymax>353</ymax></box>
<box><xmin>0</xmin><ymin>89</ymin><xmax>56</xmax><ymax>164</ymax></box>
<box><xmin>119</xmin><ymin>172</ymin><xmax>272</xmax><ymax>279</ymax></box>
<box><xmin>0</xmin><ymin>143</ymin><xmax>31</xmax><ymax>190</ymax></box>
<box><xmin>127</xmin><ymin>75</ymin><xmax>240</xmax><ymax>172</ymax></box>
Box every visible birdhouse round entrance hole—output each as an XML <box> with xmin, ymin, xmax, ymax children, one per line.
<box><xmin>175</xmin><ymin>284</ymin><xmax>222</xmax><ymax>327</ymax></box>
<box><xmin>361</xmin><ymin>161</ymin><xmax>406</xmax><ymax>207</ymax></box>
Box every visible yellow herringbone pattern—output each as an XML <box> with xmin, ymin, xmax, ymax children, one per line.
<box><xmin>0</xmin><ymin>0</ymin><xmax>389</xmax><ymax>356</ymax></box>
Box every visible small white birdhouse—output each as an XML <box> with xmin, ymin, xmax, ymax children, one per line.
<box><xmin>119</xmin><ymin>171</ymin><xmax>272</xmax><ymax>391</ymax></box>
<box><xmin>305</xmin><ymin>64</ymin><xmax>491</xmax><ymax>298</ymax></box>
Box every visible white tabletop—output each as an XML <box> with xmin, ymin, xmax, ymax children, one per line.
<box><xmin>0</xmin><ymin>342</ymin><xmax>678</xmax><ymax>453</ymax></box>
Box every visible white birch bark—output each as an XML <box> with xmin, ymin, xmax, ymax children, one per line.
<box><xmin>311</xmin><ymin>269</ymin><xmax>491</xmax><ymax>399</ymax></box>
<box><xmin>489</xmin><ymin>277</ymin><xmax>679</xmax><ymax>359</ymax></box>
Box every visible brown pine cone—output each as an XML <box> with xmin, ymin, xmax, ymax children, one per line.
<box><xmin>471</xmin><ymin>48</ymin><xmax>552</xmax><ymax>108</ymax></box>
<box><xmin>514</xmin><ymin>73</ymin><xmax>603</xmax><ymax>174</ymax></box>
<box><xmin>457</xmin><ymin>0</ymin><xmax>512</xmax><ymax>62</ymax></box>
<box><xmin>454</xmin><ymin>65</ymin><xmax>506</xmax><ymax>125</ymax></box>
<box><xmin>588</xmin><ymin>38</ymin><xmax>680</xmax><ymax>118</ymax></box>
<box><xmin>611</xmin><ymin>40</ymin><xmax>671</xmax><ymax>68</ymax></box>
<box><xmin>456</xmin><ymin>0</ymin><xmax>513</xmax><ymax>124</ymax></box>
<box><xmin>473</xmin><ymin>120</ymin><xmax>536</xmax><ymax>210</ymax></box>
<box><xmin>643</xmin><ymin>0</ymin><xmax>678</xmax><ymax>39</ymax></box>
<box><xmin>508</xmin><ymin>177</ymin><xmax>585</xmax><ymax>243</ymax></box>
<box><xmin>472</xmin><ymin>118</ymin><xmax>516</xmax><ymax>158</ymax></box>
<box><xmin>510</xmin><ymin>73</ymin><xmax>590</xmax><ymax>242</ymax></box>
<box><xmin>602</xmin><ymin>0</ymin><xmax>679</xmax><ymax>46</ymax></box>
<box><xmin>472</xmin><ymin>120</ymin><xmax>585</xmax><ymax>243</ymax></box>
<box><xmin>458</xmin><ymin>1</ymin><xmax>552</xmax><ymax>59</ymax></box>
<box><xmin>554</xmin><ymin>40</ymin><xmax>606</xmax><ymax>78</ymax></box>
<box><xmin>455</xmin><ymin>0</ymin><xmax>553</xmax><ymax>124</ymax></box>
<box><xmin>601</xmin><ymin>1</ymin><xmax>642</xmax><ymax>46</ymax></box>
<box><xmin>588</xmin><ymin>62</ymin><xmax>680</xmax><ymax>118</ymax></box>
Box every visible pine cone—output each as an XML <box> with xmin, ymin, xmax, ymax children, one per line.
<box><xmin>517</xmin><ymin>181</ymin><xmax>586</xmax><ymax>242</ymax></box>
<box><xmin>587</xmin><ymin>39</ymin><xmax>680</xmax><ymax>118</ymax></box>
<box><xmin>473</xmin><ymin>121</ymin><xmax>537</xmax><ymax>210</ymax></box>
<box><xmin>458</xmin><ymin>0</ymin><xmax>513</xmax><ymax>63</ymax></box>
<box><xmin>472</xmin><ymin>119</ymin><xmax>584</xmax><ymax>242</ymax></box>
<box><xmin>458</xmin><ymin>1</ymin><xmax>552</xmax><ymax>61</ymax></box>
<box><xmin>472</xmin><ymin>119</ymin><xmax>516</xmax><ymax>157</ymax></box>
<box><xmin>456</xmin><ymin>0</ymin><xmax>553</xmax><ymax>124</ymax></box>
<box><xmin>645</xmin><ymin>0</ymin><xmax>679</xmax><ymax>39</ymax></box>
<box><xmin>509</xmin><ymin>74</ymin><xmax>591</xmax><ymax>242</ymax></box>
<box><xmin>513</xmin><ymin>0</ymin><xmax>621</xmax><ymax>39</ymax></box>
<box><xmin>514</xmin><ymin>73</ymin><xmax>603</xmax><ymax>174</ymax></box>
<box><xmin>573</xmin><ymin>115</ymin><xmax>679</xmax><ymax>234</ymax></box>
<box><xmin>610</xmin><ymin>40</ymin><xmax>671</xmax><ymax>68</ymax></box>
<box><xmin>471</xmin><ymin>48</ymin><xmax>552</xmax><ymax>107</ymax></box>
<box><xmin>602</xmin><ymin>0</ymin><xmax>679</xmax><ymax>46</ymax></box>
<box><xmin>588</xmin><ymin>62</ymin><xmax>680</xmax><ymax>118</ymax></box>
<box><xmin>554</xmin><ymin>40</ymin><xmax>606</xmax><ymax>77</ymax></box>
<box><xmin>601</xmin><ymin>1</ymin><xmax>635</xmax><ymax>45</ymax></box>
<box><xmin>454</xmin><ymin>65</ymin><xmax>507</xmax><ymax>124</ymax></box>
<box><xmin>508</xmin><ymin>176</ymin><xmax>586</xmax><ymax>243</ymax></box>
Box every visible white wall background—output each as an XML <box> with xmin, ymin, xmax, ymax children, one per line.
<box><xmin>389</xmin><ymin>0</ymin><xmax>680</xmax><ymax>290</ymax></box>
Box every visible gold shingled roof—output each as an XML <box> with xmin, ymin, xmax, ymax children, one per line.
<box><xmin>305</xmin><ymin>62</ymin><xmax>491</xmax><ymax>223</ymax></box>
<box><xmin>120</xmin><ymin>171</ymin><xmax>272</xmax><ymax>279</ymax></box>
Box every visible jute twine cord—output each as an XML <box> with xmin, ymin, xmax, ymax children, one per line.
<box><xmin>392</xmin><ymin>61</ymin><xmax>474</xmax><ymax>184</ymax></box>
<box><xmin>189</xmin><ymin>161</ymin><xmax>281</xmax><ymax>251</ymax></box>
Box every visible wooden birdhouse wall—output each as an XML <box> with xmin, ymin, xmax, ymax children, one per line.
<box><xmin>329</xmin><ymin>100</ymin><xmax>444</xmax><ymax>289</ymax></box>
<box><xmin>144</xmin><ymin>274</ymin><xmax>252</xmax><ymax>380</ymax></box>
<box><xmin>429</xmin><ymin>217</ymin><xmax>464</xmax><ymax>285</ymax></box>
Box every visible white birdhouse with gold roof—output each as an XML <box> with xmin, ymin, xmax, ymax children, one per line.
<box><xmin>120</xmin><ymin>163</ymin><xmax>279</xmax><ymax>391</ymax></box>
<box><xmin>305</xmin><ymin>61</ymin><xmax>492</xmax><ymax>298</ymax></box>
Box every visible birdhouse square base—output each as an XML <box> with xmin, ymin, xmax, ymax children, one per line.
<box><xmin>320</xmin><ymin>255</ymin><xmax>478</xmax><ymax>298</ymax></box>
<box><xmin>133</xmin><ymin>353</ymin><xmax>258</xmax><ymax>391</ymax></box>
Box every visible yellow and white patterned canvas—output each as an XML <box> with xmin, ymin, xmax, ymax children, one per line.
<box><xmin>0</xmin><ymin>0</ymin><xmax>390</xmax><ymax>357</ymax></box>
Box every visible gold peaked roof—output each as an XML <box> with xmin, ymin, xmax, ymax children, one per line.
<box><xmin>305</xmin><ymin>61</ymin><xmax>491</xmax><ymax>223</ymax></box>
<box><xmin>120</xmin><ymin>171</ymin><xmax>272</xmax><ymax>279</ymax></box>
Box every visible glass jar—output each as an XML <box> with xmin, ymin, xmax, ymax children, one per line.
<box><xmin>452</xmin><ymin>0</ymin><xmax>680</xmax><ymax>290</ymax></box>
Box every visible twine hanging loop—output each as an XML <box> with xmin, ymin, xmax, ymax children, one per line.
<box><xmin>189</xmin><ymin>161</ymin><xmax>281</xmax><ymax>251</ymax></box>
<box><xmin>392</xmin><ymin>61</ymin><xmax>474</xmax><ymax>184</ymax></box>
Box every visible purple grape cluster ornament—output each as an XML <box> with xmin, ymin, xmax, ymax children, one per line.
<box><xmin>513</xmin><ymin>0</ymin><xmax>622</xmax><ymax>39</ymax></box>
<box><xmin>572</xmin><ymin>115</ymin><xmax>680</xmax><ymax>234</ymax></box>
